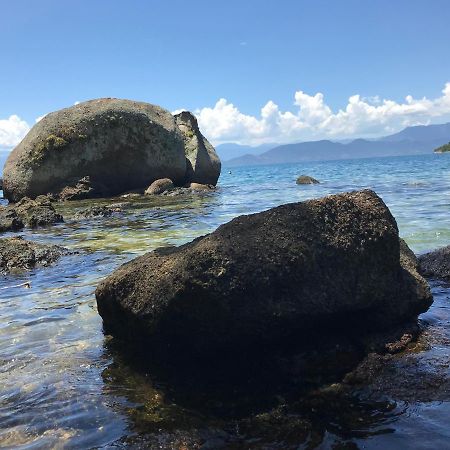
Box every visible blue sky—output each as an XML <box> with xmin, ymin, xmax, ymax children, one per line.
<box><xmin>1</xmin><ymin>0</ymin><xmax>450</xmax><ymax>147</ymax></box>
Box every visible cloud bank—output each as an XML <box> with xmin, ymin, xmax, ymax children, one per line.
<box><xmin>195</xmin><ymin>83</ymin><xmax>450</xmax><ymax>146</ymax></box>
<box><xmin>2</xmin><ymin>84</ymin><xmax>450</xmax><ymax>149</ymax></box>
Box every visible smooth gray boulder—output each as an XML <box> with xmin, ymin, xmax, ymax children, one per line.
<box><xmin>175</xmin><ymin>111</ymin><xmax>221</xmax><ymax>185</ymax></box>
<box><xmin>96</xmin><ymin>190</ymin><xmax>432</xmax><ymax>358</ymax></box>
<box><xmin>3</xmin><ymin>99</ymin><xmax>188</xmax><ymax>202</ymax></box>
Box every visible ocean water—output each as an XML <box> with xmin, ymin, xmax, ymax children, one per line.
<box><xmin>0</xmin><ymin>153</ymin><xmax>449</xmax><ymax>449</ymax></box>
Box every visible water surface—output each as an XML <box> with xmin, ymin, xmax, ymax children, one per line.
<box><xmin>0</xmin><ymin>153</ymin><xmax>450</xmax><ymax>448</ymax></box>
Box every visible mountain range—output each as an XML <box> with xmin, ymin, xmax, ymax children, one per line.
<box><xmin>221</xmin><ymin>122</ymin><xmax>450</xmax><ymax>167</ymax></box>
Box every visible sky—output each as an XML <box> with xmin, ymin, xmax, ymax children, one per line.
<box><xmin>1</xmin><ymin>0</ymin><xmax>450</xmax><ymax>149</ymax></box>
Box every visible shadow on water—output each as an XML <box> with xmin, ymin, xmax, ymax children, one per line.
<box><xmin>100</xmin><ymin>319</ymin><xmax>417</xmax><ymax>449</ymax></box>
<box><xmin>101</xmin><ymin>343</ymin><xmax>405</xmax><ymax>449</ymax></box>
<box><xmin>100</xmin><ymin>279</ymin><xmax>450</xmax><ymax>448</ymax></box>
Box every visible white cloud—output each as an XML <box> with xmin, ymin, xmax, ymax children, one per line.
<box><xmin>0</xmin><ymin>115</ymin><xmax>30</xmax><ymax>150</ymax></box>
<box><xmin>2</xmin><ymin>88</ymin><xmax>450</xmax><ymax>150</ymax></box>
<box><xmin>195</xmin><ymin>83</ymin><xmax>450</xmax><ymax>146</ymax></box>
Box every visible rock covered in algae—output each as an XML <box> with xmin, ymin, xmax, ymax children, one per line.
<box><xmin>3</xmin><ymin>99</ymin><xmax>221</xmax><ymax>202</ymax></box>
<box><xmin>0</xmin><ymin>195</ymin><xmax>63</xmax><ymax>232</ymax></box>
<box><xmin>0</xmin><ymin>236</ymin><xmax>69</xmax><ymax>273</ymax></box>
<box><xmin>419</xmin><ymin>245</ymin><xmax>450</xmax><ymax>281</ymax></box>
<box><xmin>96</xmin><ymin>190</ymin><xmax>432</xmax><ymax>357</ymax></box>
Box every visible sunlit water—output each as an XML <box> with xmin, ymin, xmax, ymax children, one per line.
<box><xmin>0</xmin><ymin>153</ymin><xmax>449</xmax><ymax>449</ymax></box>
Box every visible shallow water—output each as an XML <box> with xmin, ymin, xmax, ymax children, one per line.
<box><xmin>0</xmin><ymin>153</ymin><xmax>449</xmax><ymax>449</ymax></box>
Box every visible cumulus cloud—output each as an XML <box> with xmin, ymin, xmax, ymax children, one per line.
<box><xmin>195</xmin><ymin>83</ymin><xmax>450</xmax><ymax>146</ymax></box>
<box><xmin>2</xmin><ymin>87</ymin><xmax>450</xmax><ymax>150</ymax></box>
<box><xmin>0</xmin><ymin>115</ymin><xmax>30</xmax><ymax>150</ymax></box>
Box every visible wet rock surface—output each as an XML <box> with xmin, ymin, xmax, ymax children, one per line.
<box><xmin>96</xmin><ymin>189</ymin><xmax>432</xmax><ymax>362</ymax></box>
<box><xmin>0</xmin><ymin>196</ymin><xmax>63</xmax><ymax>232</ymax></box>
<box><xmin>0</xmin><ymin>236</ymin><xmax>70</xmax><ymax>273</ymax></box>
<box><xmin>73</xmin><ymin>204</ymin><xmax>124</xmax><ymax>219</ymax></box>
<box><xmin>418</xmin><ymin>245</ymin><xmax>450</xmax><ymax>281</ymax></box>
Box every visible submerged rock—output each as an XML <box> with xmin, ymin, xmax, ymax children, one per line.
<box><xmin>144</xmin><ymin>178</ymin><xmax>174</xmax><ymax>195</ymax></box>
<box><xmin>74</xmin><ymin>205</ymin><xmax>123</xmax><ymax>219</ymax></box>
<box><xmin>3</xmin><ymin>99</ymin><xmax>221</xmax><ymax>202</ymax></box>
<box><xmin>418</xmin><ymin>245</ymin><xmax>450</xmax><ymax>281</ymax></box>
<box><xmin>296</xmin><ymin>175</ymin><xmax>320</xmax><ymax>185</ymax></box>
<box><xmin>96</xmin><ymin>190</ymin><xmax>432</xmax><ymax>360</ymax></box>
<box><xmin>175</xmin><ymin>111</ymin><xmax>221</xmax><ymax>186</ymax></box>
<box><xmin>0</xmin><ymin>196</ymin><xmax>63</xmax><ymax>232</ymax></box>
<box><xmin>0</xmin><ymin>236</ymin><xmax>69</xmax><ymax>273</ymax></box>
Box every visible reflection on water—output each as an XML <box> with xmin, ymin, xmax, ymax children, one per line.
<box><xmin>0</xmin><ymin>154</ymin><xmax>450</xmax><ymax>448</ymax></box>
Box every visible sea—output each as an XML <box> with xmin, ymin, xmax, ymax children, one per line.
<box><xmin>0</xmin><ymin>152</ymin><xmax>449</xmax><ymax>449</ymax></box>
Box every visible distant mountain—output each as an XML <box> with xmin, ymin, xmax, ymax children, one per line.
<box><xmin>381</xmin><ymin>122</ymin><xmax>450</xmax><ymax>142</ymax></box>
<box><xmin>215</xmin><ymin>143</ymin><xmax>276</xmax><ymax>161</ymax></box>
<box><xmin>225</xmin><ymin>122</ymin><xmax>450</xmax><ymax>167</ymax></box>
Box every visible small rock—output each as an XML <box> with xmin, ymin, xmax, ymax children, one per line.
<box><xmin>58</xmin><ymin>176</ymin><xmax>105</xmax><ymax>201</ymax></box>
<box><xmin>385</xmin><ymin>333</ymin><xmax>413</xmax><ymax>354</ymax></box>
<box><xmin>0</xmin><ymin>196</ymin><xmax>63</xmax><ymax>232</ymax></box>
<box><xmin>189</xmin><ymin>183</ymin><xmax>215</xmax><ymax>191</ymax></box>
<box><xmin>0</xmin><ymin>208</ymin><xmax>24</xmax><ymax>232</ymax></box>
<box><xmin>74</xmin><ymin>205</ymin><xmax>123</xmax><ymax>219</ymax></box>
<box><xmin>418</xmin><ymin>245</ymin><xmax>450</xmax><ymax>281</ymax></box>
<box><xmin>145</xmin><ymin>178</ymin><xmax>174</xmax><ymax>195</ymax></box>
<box><xmin>0</xmin><ymin>236</ymin><xmax>70</xmax><ymax>273</ymax></box>
<box><xmin>120</xmin><ymin>193</ymin><xmax>141</xmax><ymax>199</ymax></box>
<box><xmin>14</xmin><ymin>196</ymin><xmax>64</xmax><ymax>228</ymax></box>
<box><xmin>296</xmin><ymin>175</ymin><xmax>320</xmax><ymax>185</ymax></box>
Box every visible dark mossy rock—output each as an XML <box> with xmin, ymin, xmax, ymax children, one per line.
<box><xmin>3</xmin><ymin>99</ymin><xmax>221</xmax><ymax>202</ymax></box>
<box><xmin>0</xmin><ymin>196</ymin><xmax>63</xmax><ymax>232</ymax></box>
<box><xmin>296</xmin><ymin>175</ymin><xmax>320</xmax><ymax>185</ymax></box>
<box><xmin>418</xmin><ymin>245</ymin><xmax>450</xmax><ymax>281</ymax></box>
<box><xmin>73</xmin><ymin>205</ymin><xmax>123</xmax><ymax>220</ymax></box>
<box><xmin>96</xmin><ymin>190</ymin><xmax>432</xmax><ymax>360</ymax></box>
<box><xmin>13</xmin><ymin>196</ymin><xmax>63</xmax><ymax>228</ymax></box>
<box><xmin>0</xmin><ymin>236</ymin><xmax>70</xmax><ymax>273</ymax></box>
<box><xmin>0</xmin><ymin>208</ymin><xmax>24</xmax><ymax>232</ymax></box>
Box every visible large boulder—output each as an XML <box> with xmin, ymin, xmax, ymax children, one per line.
<box><xmin>3</xmin><ymin>99</ymin><xmax>220</xmax><ymax>202</ymax></box>
<box><xmin>175</xmin><ymin>111</ymin><xmax>221</xmax><ymax>185</ymax></box>
<box><xmin>96</xmin><ymin>190</ymin><xmax>432</xmax><ymax>357</ymax></box>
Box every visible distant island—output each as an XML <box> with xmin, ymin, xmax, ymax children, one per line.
<box><xmin>434</xmin><ymin>142</ymin><xmax>450</xmax><ymax>153</ymax></box>
<box><xmin>221</xmin><ymin>122</ymin><xmax>450</xmax><ymax>167</ymax></box>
